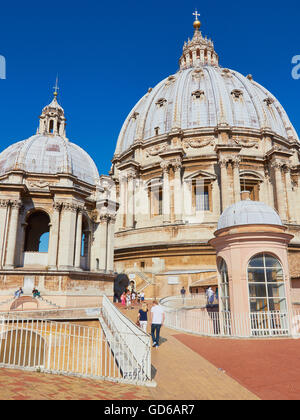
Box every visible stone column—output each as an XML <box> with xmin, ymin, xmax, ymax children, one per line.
<box><xmin>232</xmin><ymin>156</ymin><xmax>241</xmax><ymax>203</ymax></box>
<box><xmin>5</xmin><ymin>200</ymin><xmax>22</xmax><ymax>269</ymax></box>
<box><xmin>94</xmin><ymin>213</ymin><xmax>110</xmax><ymax>271</ymax></box>
<box><xmin>161</xmin><ymin>161</ymin><xmax>171</xmax><ymax>224</ymax></box>
<box><xmin>220</xmin><ymin>158</ymin><xmax>229</xmax><ymax>211</ymax></box>
<box><xmin>106</xmin><ymin>214</ymin><xmax>116</xmax><ymax>272</ymax></box>
<box><xmin>126</xmin><ymin>171</ymin><xmax>135</xmax><ymax>229</ymax></box>
<box><xmin>183</xmin><ymin>180</ymin><xmax>193</xmax><ymax>218</ymax></box>
<box><xmin>119</xmin><ymin>174</ymin><xmax>127</xmax><ymax>229</ymax></box>
<box><xmin>292</xmin><ymin>168</ymin><xmax>300</xmax><ymax>224</ymax></box>
<box><xmin>48</xmin><ymin>202</ymin><xmax>61</xmax><ymax>270</ymax></box>
<box><xmin>0</xmin><ymin>200</ymin><xmax>10</xmax><ymax>268</ymax></box>
<box><xmin>211</xmin><ymin>179</ymin><xmax>221</xmax><ymax>217</ymax></box>
<box><xmin>173</xmin><ymin>159</ymin><xmax>183</xmax><ymax>223</ymax></box>
<box><xmin>284</xmin><ymin>165</ymin><xmax>295</xmax><ymax>222</ymax></box>
<box><xmin>74</xmin><ymin>206</ymin><xmax>84</xmax><ymax>269</ymax></box>
<box><xmin>58</xmin><ymin>202</ymin><xmax>77</xmax><ymax>270</ymax></box>
<box><xmin>272</xmin><ymin>160</ymin><xmax>287</xmax><ymax>221</ymax></box>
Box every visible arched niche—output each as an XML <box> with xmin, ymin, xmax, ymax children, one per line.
<box><xmin>24</xmin><ymin>210</ymin><xmax>50</xmax><ymax>253</ymax></box>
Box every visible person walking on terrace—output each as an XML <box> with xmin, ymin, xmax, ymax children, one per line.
<box><xmin>206</xmin><ymin>287</ymin><xmax>214</xmax><ymax>307</ymax></box>
<box><xmin>150</xmin><ymin>300</ymin><xmax>165</xmax><ymax>348</ymax></box>
<box><xmin>180</xmin><ymin>286</ymin><xmax>186</xmax><ymax>303</ymax></box>
<box><xmin>126</xmin><ymin>291</ymin><xmax>131</xmax><ymax>310</ymax></box>
<box><xmin>138</xmin><ymin>303</ymin><xmax>149</xmax><ymax>333</ymax></box>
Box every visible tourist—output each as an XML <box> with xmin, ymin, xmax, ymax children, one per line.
<box><xmin>120</xmin><ymin>291</ymin><xmax>126</xmax><ymax>306</ymax></box>
<box><xmin>14</xmin><ymin>287</ymin><xmax>23</xmax><ymax>299</ymax></box>
<box><xmin>150</xmin><ymin>300</ymin><xmax>165</xmax><ymax>348</ymax></box>
<box><xmin>32</xmin><ymin>288</ymin><xmax>41</xmax><ymax>298</ymax></box>
<box><xmin>140</xmin><ymin>291</ymin><xmax>145</xmax><ymax>302</ymax></box>
<box><xmin>131</xmin><ymin>290</ymin><xmax>136</xmax><ymax>305</ymax></box>
<box><xmin>138</xmin><ymin>303</ymin><xmax>148</xmax><ymax>333</ymax></box>
<box><xmin>126</xmin><ymin>291</ymin><xmax>131</xmax><ymax>310</ymax></box>
<box><xmin>180</xmin><ymin>286</ymin><xmax>186</xmax><ymax>303</ymax></box>
<box><xmin>206</xmin><ymin>287</ymin><xmax>214</xmax><ymax>307</ymax></box>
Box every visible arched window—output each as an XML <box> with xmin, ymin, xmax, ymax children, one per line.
<box><xmin>240</xmin><ymin>171</ymin><xmax>262</xmax><ymax>201</ymax></box>
<box><xmin>24</xmin><ymin>211</ymin><xmax>50</xmax><ymax>252</ymax></box>
<box><xmin>218</xmin><ymin>258</ymin><xmax>230</xmax><ymax>312</ymax></box>
<box><xmin>81</xmin><ymin>217</ymin><xmax>90</xmax><ymax>258</ymax></box>
<box><xmin>248</xmin><ymin>253</ymin><xmax>287</xmax><ymax>313</ymax></box>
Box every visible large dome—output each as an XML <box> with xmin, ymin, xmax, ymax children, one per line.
<box><xmin>217</xmin><ymin>199</ymin><xmax>283</xmax><ymax>230</ymax></box>
<box><xmin>0</xmin><ymin>134</ymin><xmax>99</xmax><ymax>186</ymax></box>
<box><xmin>115</xmin><ymin>23</ymin><xmax>298</xmax><ymax>155</ymax></box>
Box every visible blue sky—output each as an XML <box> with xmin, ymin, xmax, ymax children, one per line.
<box><xmin>0</xmin><ymin>0</ymin><xmax>300</xmax><ymax>174</ymax></box>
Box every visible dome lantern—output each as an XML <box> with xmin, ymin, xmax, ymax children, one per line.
<box><xmin>179</xmin><ymin>11</ymin><xmax>219</xmax><ymax>69</ymax></box>
<box><xmin>38</xmin><ymin>78</ymin><xmax>66</xmax><ymax>138</ymax></box>
<box><xmin>0</xmin><ymin>87</ymin><xmax>100</xmax><ymax>186</ymax></box>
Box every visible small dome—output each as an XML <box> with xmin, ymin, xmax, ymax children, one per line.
<box><xmin>217</xmin><ymin>199</ymin><xmax>282</xmax><ymax>230</ymax></box>
<box><xmin>0</xmin><ymin>134</ymin><xmax>99</xmax><ymax>186</ymax></box>
<box><xmin>0</xmin><ymin>90</ymin><xmax>100</xmax><ymax>186</ymax></box>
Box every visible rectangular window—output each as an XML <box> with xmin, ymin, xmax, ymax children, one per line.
<box><xmin>150</xmin><ymin>187</ymin><xmax>163</xmax><ymax>216</ymax></box>
<box><xmin>194</xmin><ymin>183</ymin><xmax>210</xmax><ymax>211</ymax></box>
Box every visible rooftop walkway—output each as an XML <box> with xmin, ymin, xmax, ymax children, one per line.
<box><xmin>118</xmin><ymin>304</ymin><xmax>259</xmax><ymax>400</ymax></box>
<box><xmin>2</xmin><ymin>301</ymin><xmax>300</xmax><ymax>400</ymax></box>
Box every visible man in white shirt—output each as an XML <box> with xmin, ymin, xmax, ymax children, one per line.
<box><xmin>150</xmin><ymin>300</ymin><xmax>165</xmax><ymax>348</ymax></box>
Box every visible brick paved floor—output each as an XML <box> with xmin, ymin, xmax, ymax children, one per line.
<box><xmin>0</xmin><ymin>368</ymin><xmax>151</xmax><ymax>400</ymax></box>
<box><xmin>174</xmin><ymin>333</ymin><xmax>300</xmax><ymax>400</ymax></box>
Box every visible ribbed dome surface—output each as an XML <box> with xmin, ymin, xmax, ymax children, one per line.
<box><xmin>115</xmin><ymin>66</ymin><xmax>298</xmax><ymax>154</ymax></box>
<box><xmin>0</xmin><ymin>134</ymin><xmax>99</xmax><ymax>186</ymax></box>
<box><xmin>217</xmin><ymin>200</ymin><xmax>283</xmax><ymax>230</ymax></box>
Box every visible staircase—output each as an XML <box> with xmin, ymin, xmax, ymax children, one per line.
<box><xmin>129</xmin><ymin>271</ymin><xmax>155</xmax><ymax>293</ymax></box>
<box><xmin>37</xmin><ymin>296</ymin><xmax>62</xmax><ymax>309</ymax></box>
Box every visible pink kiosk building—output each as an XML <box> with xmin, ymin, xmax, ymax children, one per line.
<box><xmin>209</xmin><ymin>191</ymin><xmax>294</xmax><ymax>337</ymax></box>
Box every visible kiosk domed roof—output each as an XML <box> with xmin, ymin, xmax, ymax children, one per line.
<box><xmin>217</xmin><ymin>196</ymin><xmax>283</xmax><ymax>230</ymax></box>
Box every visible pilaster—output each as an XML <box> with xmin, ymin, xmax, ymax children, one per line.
<box><xmin>4</xmin><ymin>200</ymin><xmax>22</xmax><ymax>269</ymax></box>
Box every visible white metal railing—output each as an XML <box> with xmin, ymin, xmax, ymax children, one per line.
<box><xmin>0</xmin><ymin>307</ymin><xmax>102</xmax><ymax>321</ymax></box>
<box><xmin>160</xmin><ymin>294</ymin><xmax>208</xmax><ymax>310</ymax></box>
<box><xmin>163</xmin><ymin>308</ymin><xmax>293</xmax><ymax>338</ymax></box>
<box><xmin>100</xmin><ymin>295</ymin><xmax>151</xmax><ymax>382</ymax></box>
<box><xmin>0</xmin><ymin>313</ymin><xmax>151</xmax><ymax>385</ymax></box>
